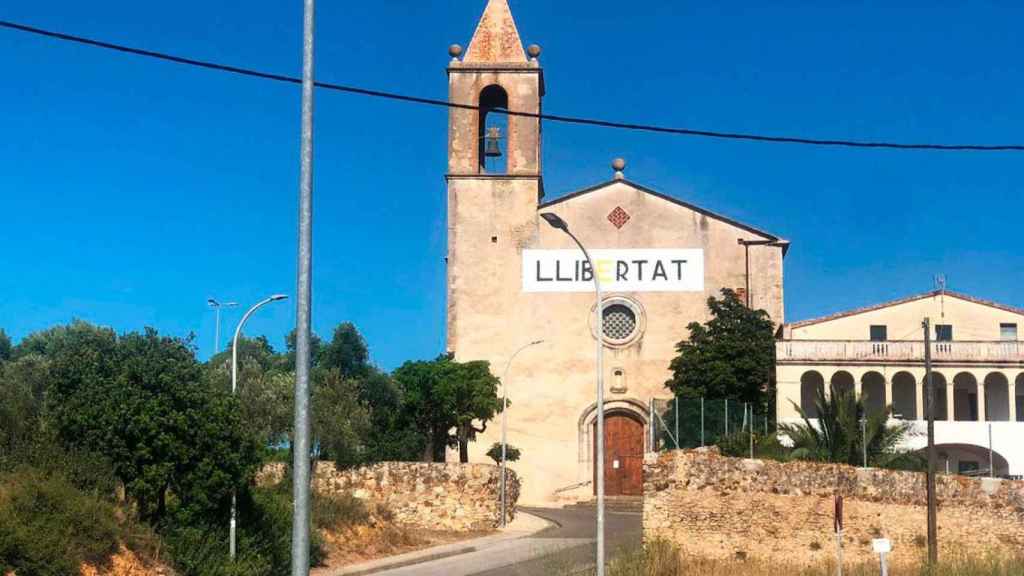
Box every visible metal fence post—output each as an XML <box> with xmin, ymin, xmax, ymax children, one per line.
<box><xmin>674</xmin><ymin>396</ymin><xmax>679</xmax><ymax>449</ymax></box>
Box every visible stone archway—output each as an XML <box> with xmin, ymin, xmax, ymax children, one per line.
<box><xmin>892</xmin><ymin>372</ymin><xmax>917</xmax><ymax>420</ymax></box>
<box><xmin>831</xmin><ymin>371</ymin><xmax>855</xmax><ymax>399</ymax></box>
<box><xmin>953</xmin><ymin>372</ymin><xmax>979</xmax><ymax>421</ymax></box>
<box><xmin>861</xmin><ymin>371</ymin><xmax>886</xmax><ymax>416</ymax></box>
<box><xmin>1017</xmin><ymin>374</ymin><xmax>1024</xmax><ymax>422</ymax></box>
<box><xmin>984</xmin><ymin>373</ymin><xmax>1011</xmax><ymax>421</ymax></box>
<box><xmin>800</xmin><ymin>371</ymin><xmax>825</xmax><ymax>417</ymax></box>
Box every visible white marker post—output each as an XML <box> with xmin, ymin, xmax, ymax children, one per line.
<box><xmin>872</xmin><ymin>538</ymin><xmax>892</xmax><ymax>576</ymax></box>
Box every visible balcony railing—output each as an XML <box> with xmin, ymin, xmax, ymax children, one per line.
<box><xmin>777</xmin><ymin>340</ymin><xmax>1024</xmax><ymax>363</ymax></box>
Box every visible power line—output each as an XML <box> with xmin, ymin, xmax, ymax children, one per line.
<box><xmin>3</xmin><ymin>18</ymin><xmax>1023</xmax><ymax>152</ymax></box>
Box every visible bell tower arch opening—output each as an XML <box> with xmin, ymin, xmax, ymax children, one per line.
<box><xmin>478</xmin><ymin>84</ymin><xmax>509</xmax><ymax>174</ymax></box>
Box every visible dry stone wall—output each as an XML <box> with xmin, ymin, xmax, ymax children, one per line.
<box><xmin>644</xmin><ymin>448</ymin><xmax>1024</xmax><ymax>567</ymax></box>
<box><xmin>261</xmin><ymin>461</ymin><xmax>519</xmax><ymax>532</ymax></box>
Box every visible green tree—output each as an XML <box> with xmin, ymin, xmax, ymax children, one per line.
<box><xmin>665</xmin><ymin>289</ymin><xmax>776</xmax><ymax>408</ymax></box>
<box><xmin>447</xmin><ymin>360</ymin><xmax>502</xmax><ymax>463</ymax></box>
<box><xmin>486</xmin><ymin>442</ymin><xmax>521</xmax><ymax>465</ymax></box>
<box><xmin>780</xmin><ymin>386</ymin><xmax>919</xmax><ymax>468</ymax></box>
<box><xmin>0</xmin><ymin>329</ymin><xmax>11</xmax><ymax>363</ymax></box>
<box><xmin>318</xmin><ymin>323</ymin><xmax>369</xmax><ymax>379</ymax></box>
<box><xmin>41</xmin><ymin>322</ymin><xmax>259</xmax><ymax>521</ymax></box>
<box><xmin>312</xmin><ymin>370</ymin><xmax>371</xmax><ymax>468</ymax></box>
<box><xmin>0</xmin><ymin>354</ymin><xmax>50</xmax><ymax>465</ymax></box>
<box><xmin>394</xmin><ymin>355</ymin><xmax>502</xmax><ymax>463</ymax></box>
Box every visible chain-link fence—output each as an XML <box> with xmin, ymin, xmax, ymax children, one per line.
<box><xmin>649</xmin><ymin>397</ymin><xmax>775</xmax><ymax>455</ymax></box>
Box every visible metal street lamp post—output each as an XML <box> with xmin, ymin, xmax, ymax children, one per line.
<box><xmin>500</xmin><ymin>339</ymin><xmax>544</xmax><ymax>527</ymax></box>
<box><xmin>208</xmin><ymin>298</ymin><xmax>238</xmax><ymax>355</ymax></box>
<box><xmin>539</xmin><ymin>212</ymin><xmax>606</xmax><ymax>576</ymax></box>
<box><xmin>229</xmin><ymin>294</ymin><xmax>288</xmax><ymax>560</ymax></box>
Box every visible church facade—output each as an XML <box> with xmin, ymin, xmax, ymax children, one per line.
<box><xmin>444</xmin><ymin>0</ymin><xmax>788</xmax><ymax>504</ymax></box>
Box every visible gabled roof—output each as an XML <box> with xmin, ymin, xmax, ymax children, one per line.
<box><xmin>539</xmin><ymin>178</ymin><xmax>790</xmax><ymax>253</ymax></box>
<box><xmin>789</xmin><ymin>290</ymin><xmax>1024</xmax><ymax>329</ymax></box>
<box><xmin>464</xmin><ymin>0</ymin><xmax>527</xmax><ymax>64</ymax></box>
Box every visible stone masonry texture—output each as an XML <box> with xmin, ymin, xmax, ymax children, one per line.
<box><xmin>260</xmin><ymin>461</ymin><xmax>519</xmax><ymax>532</ymax></box>
<box><xmin>644</xmin><ymin>448</ymin><xmax>1024</xmax><ymax>567</ymax></box>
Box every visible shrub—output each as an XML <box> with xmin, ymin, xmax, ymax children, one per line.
<box><xmin>0</xmin><ymin>469</ymin><xmax>120</xmax><ymax>576</ymax></box>
<box><xmin>161</xmin><ymin>484</ymin><xmax>326</xmax><ymax>576</ymax></box>
<box><xmin>313</xmin><ymin>491</ymin><xmax>370</xmax><ymax>530</ymax></box>
<box><xmin>486</xmin><ymin>442</ymin><xmax>521</xmax><ymax>465</ymax></box>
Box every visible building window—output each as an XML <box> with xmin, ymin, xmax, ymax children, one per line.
<box><xmin>870</xmin><ymin>325</ymin><xmax>888</xmax><ymax>342</ymax></box>
<box><xmin>1000</xmin><ymin>323</ymin><xmax>1018</xmax><ymax>341</ymax></box>
<box><xmin>935</xmin><ymin>324</ymin><xmax>953</xmax><ymax>342</ymax></box>
<box><xmin>603</xmin><ymin>304</ymin><xmax>637</xmax><ymax>341</ymax></box>
<box><xmin>594</xmin><ymin>297</ymin><xmax>646</xmax><ymax>347</ymax></box>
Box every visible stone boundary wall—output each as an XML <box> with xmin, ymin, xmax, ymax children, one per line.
<box><xmin>644</xmin><ymin>449</ymin><xmax>1024</xmax><ymax>567</ymax></box>
<box><xmin>260</xmin><ymin>461</ymin><xmax>519</xmax><ymax>532</ymax></box>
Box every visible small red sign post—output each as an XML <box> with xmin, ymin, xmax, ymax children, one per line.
<box><xmin>834</xmin><ymin>495</ymin><xmax>844</xmax><ymax>576</ymax></box>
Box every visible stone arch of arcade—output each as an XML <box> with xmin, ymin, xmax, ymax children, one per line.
<box><xmin>794</xmin><ymin>368</ymin><xmax>1020</xmax><ymax>422</ymax></box>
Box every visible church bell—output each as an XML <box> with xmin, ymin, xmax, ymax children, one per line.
<box><xmin>484</xmin><ymin>126</ymin><xmax>503</xmax><ymax>158</ymax></box>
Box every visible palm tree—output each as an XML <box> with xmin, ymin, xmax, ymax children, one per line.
<box><xmin>780</xmin><ymin>385</ymin><xmax>919</xmax><ymax>468</ymax></box>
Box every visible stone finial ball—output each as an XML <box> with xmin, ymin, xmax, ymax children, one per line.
<box><xmin>527</xmin><ymin>44</ymin><xmax>542</xmax><ymax>58</ymax></box>
<box><xmin>449</xmin><ymin>44</ymin><xmax>464</xmax><ymax>58</ymax></box>
<box><xmin>612</xmin><ymin>158</ymin><xmax>627</xmax><ymax>171</ymax></box>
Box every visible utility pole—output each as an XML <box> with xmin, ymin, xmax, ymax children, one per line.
<box><xmin>923</xmin><ymin>318</ymin><xmax>938</xmax><ymax>566</ymax></box>
<box><xmin>291</xmin><ymin>0</ymin><xmax>315</xmax><ymax>574</ymax></box>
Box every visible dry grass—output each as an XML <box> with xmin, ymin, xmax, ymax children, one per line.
<box><xmin>565</xmin><ymin>541</ymin><xmax>1024</xmax><ymax>576</ymax></box>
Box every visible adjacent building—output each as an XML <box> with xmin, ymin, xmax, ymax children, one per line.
<box><xmin>776</xmin><ymin>290</ymin><xmax>1024</xmax><ymax>477</ymax></box>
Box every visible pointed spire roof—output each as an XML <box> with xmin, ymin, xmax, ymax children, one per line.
<box><xmin>464</xmin><ymin>0</ymin><xmax>527</xmax><ymax>64</ymax></box>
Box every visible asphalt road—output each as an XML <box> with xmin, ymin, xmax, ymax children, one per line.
<box><xmin>469</xmin><ymin>506</ymin><xmax>643</xmax><ymax>576</ymax></box>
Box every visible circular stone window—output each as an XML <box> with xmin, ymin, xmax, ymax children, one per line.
<box><xmin>592</xmin><ymin>297</ymin><xmax>645</xmax><ymax>347</ymax></box>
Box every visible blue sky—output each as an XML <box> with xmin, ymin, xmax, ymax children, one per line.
<box><xmin>1</xmin><ymin>1</ymin><xmax>1022</xmax><ymax>369</ymax></box>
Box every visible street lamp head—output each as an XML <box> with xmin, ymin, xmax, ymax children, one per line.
<box><xmin>270</xmin><ymin>294</ymin><xmax>289</xmax><ymax>302</ymax></box>
<box><xmin>208</xmin><ymin>298</ymin><xmax>219</xmax><ymax>307</ymax></box>
<box><xmin>540</xmin><ymin>212</ymin><xmax>569</xmax><ymax>232</ymax></box>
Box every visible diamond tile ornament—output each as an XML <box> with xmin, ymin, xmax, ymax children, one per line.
<box><xmin>608</xmin><ymin>206</ymin><xmax>630</xmax><ymax>229</ymax></box>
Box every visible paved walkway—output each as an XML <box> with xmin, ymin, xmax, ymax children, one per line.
<box><xmin>326</xmin><ymin>507</ymin><xmax>642</xmax><ymax>576</ymax></box>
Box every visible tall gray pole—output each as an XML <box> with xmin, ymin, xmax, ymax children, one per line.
<box><xmin>538</xmin><ymin>213</ymin><xmax>605</xmax><ymax>576</ymax></box>
<box><xmin>923</xmin><ymin>318</ymin><xmax>938</xmax><ymax>566</ymax></box>
<box><xmin>292</xmin><ymin>0</ymin><xmax>315</xmax><ymax>573</ymax></box>
<box><xmin>988</xmin><ymin>423</ymin><xmax>994</xmax><ymax>478</ymax></box>
<box><xmin>500</xmin><ymin>340</ymin><xmax>543</xmax><ymax>527</ymax></box>
<box><xmin>230</xmin><ymin>295</ymin><xmax>288</xmax><ymax>559</ymax></box>
<box><xmin>215</xmin><ymin>306</ymin><xmax>221</xmax><ymax>354</ymax></box>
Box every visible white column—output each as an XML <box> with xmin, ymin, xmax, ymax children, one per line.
<box><xmin>978</xmin><ymin>381</ymin><xmax>987</xmax><ymax>422</ymax></box>
<box><xmin>1010</xmin><ymin>377</ymin><xmax>1018</xmax><ymax>423</ymax></box>
<box><xmin>919</xmin><ymin>377</ymin><xmax>928</xmax><ymax>421</ymax></box>
<box><xmin>886</xmin><ymin>376</ymin><xmax>895</xmax><ymax>417</ymax></box>
<box><xmin>946</xmin><ymin>381</ymin><xmax>955</xmax><ymax>422</ymax></box>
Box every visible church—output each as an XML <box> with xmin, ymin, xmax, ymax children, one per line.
<box><xmin>444</xmin><ymin>0</ymin><xmax>788</xmax><ymax>504</ymax></box>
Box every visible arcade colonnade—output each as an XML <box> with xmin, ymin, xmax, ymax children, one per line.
<box><xmin>778</xmin><ymin>366</ymin><xmax>1024</xmax><ymax>423</ymax></box>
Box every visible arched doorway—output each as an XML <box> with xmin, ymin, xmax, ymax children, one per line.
<box><xmin>892</xmin><ymin>371</ymin><xmax>917</xmax><ymax>420</ymax></box>
<box><xmin>800</xmin><ymin>371</ymin><xmax>824</xmax><ymax>417</ymax></box>
<box><xmin>1017</xmin><ymin>374</ymin><xmax>1024</xmax><ymax>422</ymax></box>
<box><xmin>831</xmin><ymin>371</ymin><xmax>855</xmax><ymax>399</ymax></box>
<box><xmin>595</xmin><ymin>411</ymin><xmax>645</xmax><ymax>496</ymax></box>
<box><xmin>953</xmin><ymin>373</ymin><xmax>979</xmax><ymax>421</ymax></box>
<box><xmin>925</xmin><ymin>444</ymin><xmax>1011</xmax><ymax>477</ymax></box>
<box><xmin>984</xmin><ymin>373</ymin><xmax>1010</xmax><ymax>421</ymax></box>
<box><xmin>862</xmin><ymin>372</ymin><xmax>886</xmax><ymax>416</ymax></box>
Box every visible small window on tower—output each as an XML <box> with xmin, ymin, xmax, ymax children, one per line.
<box><xmin>1001</xmin><ymin>323</ymin><xmax>1018</xmax><ymax>341</ymax></box>
<box><xmin>479</xmin><ymin>85</ymin><xmax>508</xmax><ymax>174</ymax></box>
<box><xmin>935</xmin><ymin>324</ymin><xmax>953</xmax><ymax>342</ymax></box>
<box><xmin>870</xmin><ymin>325</ymin><xmax>888</xmax><ymax>342</ymax></box>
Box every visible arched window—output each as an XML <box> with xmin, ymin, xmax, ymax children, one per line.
<box><xmin>478</xmin><ymin>85</ymin><xmax>509</xmax><ymax>174</ymax></box>
<box><xmin>830</xmin><ymin>371</ymin><xmax>855</xmax><ymax>399</ymax></box>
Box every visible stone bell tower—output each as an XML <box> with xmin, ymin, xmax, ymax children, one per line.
<box><xmin>446</xmin><ymin>0</ymin><xmax>544</xmax><ymax>355</ymax></box>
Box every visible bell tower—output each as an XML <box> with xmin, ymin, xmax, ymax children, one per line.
<box><xmin>446</xmin><ymin>0</ymin><xmax>545</xmax><ymax>354</ymax></box>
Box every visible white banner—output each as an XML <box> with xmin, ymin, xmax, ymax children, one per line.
<box><xmin>522</xmin><ymin>249</ymin><xmax>704</xmax><ymax>293</ymax></box>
